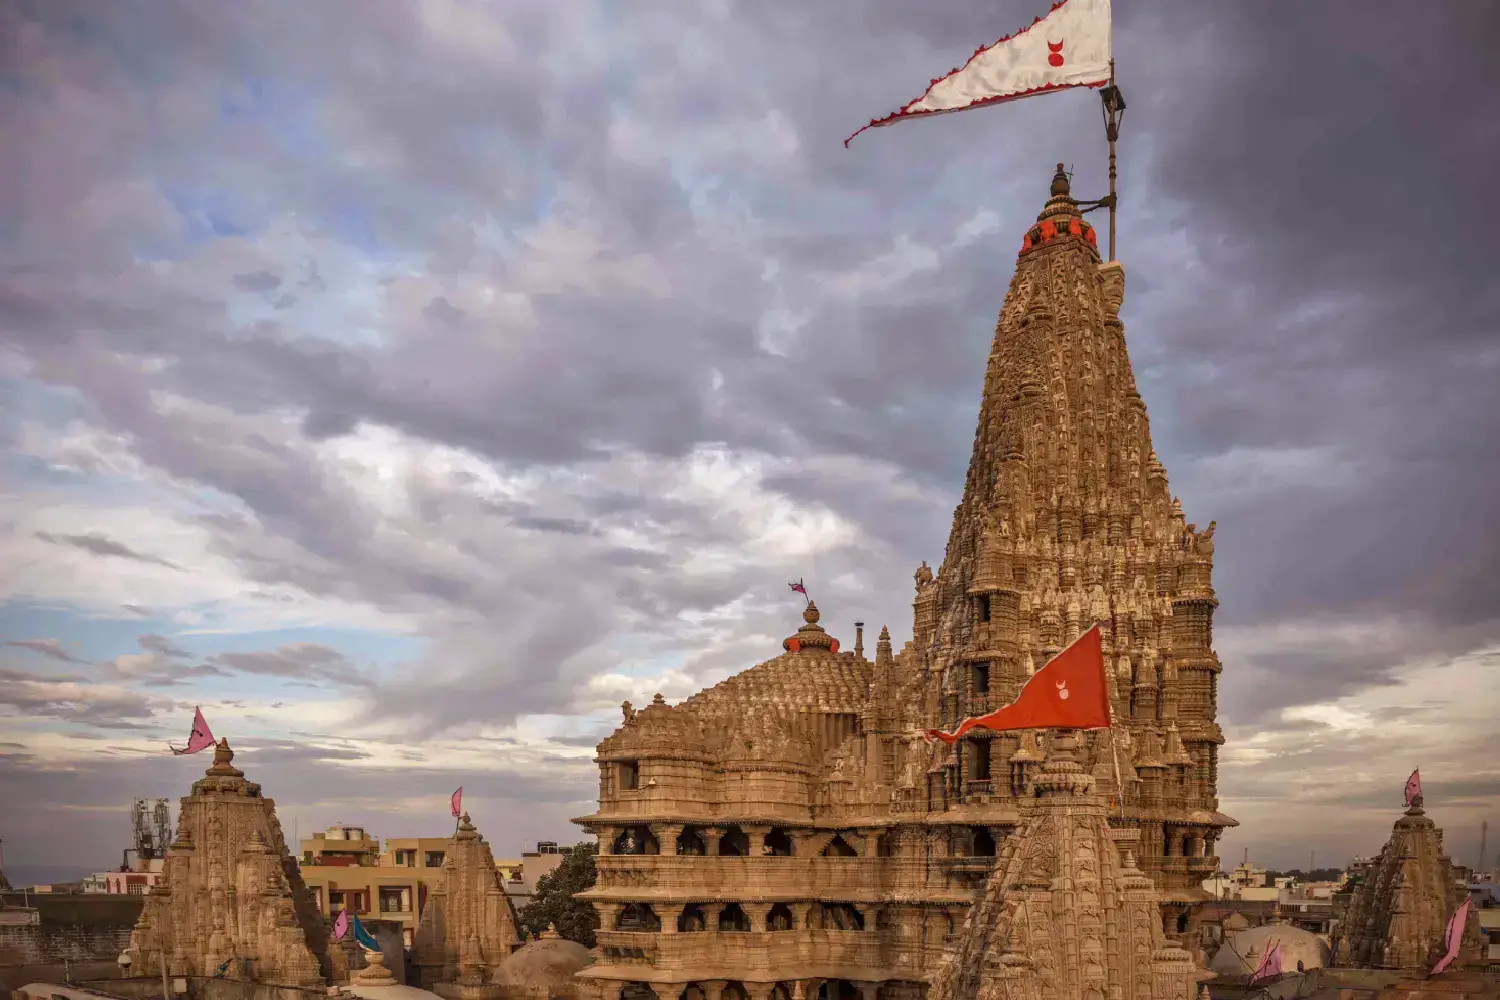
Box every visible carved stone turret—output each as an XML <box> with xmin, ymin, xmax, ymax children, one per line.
<box><xmin>928</xmin><ymin>732</ymin><xmax>1210</xmax><ymax>1000</ymax></box>
<box><xmin>412</xmin><ymin>813</ymin><xmax>522</xmax><ymax>992</ymax></box>
<box><xmin>125</xmin><ymin>739</ymin><xmax>329</xmax><ymax>986</ymax></box>
<box><xmin>1334</xmin><ymin>796</ymin><xmax>1478</xmax><ymax>970</ymax></box>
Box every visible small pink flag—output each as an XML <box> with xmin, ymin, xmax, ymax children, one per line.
<box><xmin>1431</xmin><ymin>898</ymin><xmax>1471</xmax><ymax>975</ymax></box>
<box><xmin>1249</xmin><ymin>941</ymin><xmax>1282</xmax><ymax>983</ymax></box>
<box><xmin>170</xmin><ymin>707</ymin><xmax>216</xmax><ymax>755</ymax></box>
<box><xmin>332</xmin><ymin>908</ymin><xmax>349</xmax><ymax>941</ymax></box>
<box><xmin>1404</xmin><ymin>768</ymin><xmax>1422</xmax><ymax>806</ymax></box>
<box><xmin>451</xmin><ymin>787</ymin><xmax>463</xmax><ymax>818</ymax></box>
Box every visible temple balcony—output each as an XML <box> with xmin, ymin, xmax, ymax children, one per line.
<box><xmin>584</xmin><ymin>929</ymin><xmax>922</xmax><ymax>979</ymax></box>
<box><xmin>586</xmin><ymin>855</ymin><xmax>896</xmax><ymax>902</ymax></box>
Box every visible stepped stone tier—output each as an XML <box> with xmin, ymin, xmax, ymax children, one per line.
<box><xmin>1333</xmin><ymin>795</ymin><xmax>1482</xmax><ymax>971</ymax></box>
<box><xmin>125</xmin><ymin>739</ymin><xmax>331</xmax><ymax>986</ymax></box>
<box><xmin>572</xmin><ymin>164</ymin><xmax>1233</xmax><ymax>1000</ymax></box>
<box><xmin>411</xmin><ymin>812</ymin><xmax>524</xmax><ymax>994</ymax></box>
<box><xmin>928</xmin><ymin>732</ymin><xmax>1208</xmax><ymax>1000</ymax></box>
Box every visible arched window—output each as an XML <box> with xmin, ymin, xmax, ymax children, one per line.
<box><xmin>718</xmin><ymin>826</ymin><xmax>749</xmax><ymax>857</ymax></box>
<box><xmin>822</xmin><ymin>835</ymin><xmax>858</xmax><ymax>858</ymax></box>
<box><xmin>613</xmin><ymin>826</ymin><xmax>658</xmax><ymax>856</ymax></box>
<box><xmin>676</xmin><ymin>827</ymin><xmax>706</xmax><ymax>856</ymax></box>
<box><xmin>972</xmin><ymin>826</ymin><xmax>996</xmax><ymax>857</ymax></box>
<box><xmin>616</xmin><ymin>903</ymin><xmax>661</xmax><ymax>932</ymax></box>
<box><xmin>677</xmin><ymin>904</ymin><xmax>707</xmax><ymax>933</ymax></box>
<box><xmin>767</xmin><ymin>903</ymin><xmax>794</xmax><ymax>931</ymax></box>
<box><xmin>763</xmin><ymin>828</ymin><xmax>793</xmax><ymax>856</ymax></box>
<box><xmin>718</xmin><ymin>903</ymin><xmax>751</xmax><ymax>932</ymax></box>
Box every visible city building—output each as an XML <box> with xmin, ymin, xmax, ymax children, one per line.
<box><xmin>573</xmin><ymin>163</ymin><xmax>1233</xmax><ymax>999</ymax></box>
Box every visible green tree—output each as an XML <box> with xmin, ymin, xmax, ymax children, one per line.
<box><xmin>519</xmin><ymin>842</ymin><xmax>599</xmax><ymax>947</ymax></box>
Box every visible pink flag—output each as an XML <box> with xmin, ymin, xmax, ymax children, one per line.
<box><xmin>1249</xmin><ymin>941</ymin><xmax>1282</xmax><ymax>983</ymax></box>
<box><xmin>451</xmin><ymin>787</ymin><xmax>463</xmax><ymax>818</ymax></box>
<box><xmin>170</xmin><ymin>707</ymin><xmax>216</xmax><ymax>755</ymax></box>
<box><xmin>788</xmin><ymin>579</ymin><xmax>808</xmax><ymax>597</ymax></box>
<box><xmin>1405</xmin><ymin>768</ymin><xmax>1422</xmax><ymax>806</ymax></box>
<box><xmin>332</xmin><ymin>908</ymin><xmax>349</xmax><ymax>941</ymax></box>
<box><xmin>1431</xmin><ymin>898</ymin><xmax>1472</xmax><ymax>975</ymax></box>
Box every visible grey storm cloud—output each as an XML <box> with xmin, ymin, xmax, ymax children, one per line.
<box><xmin>33</xmin><ymin>531</ymin><xmax>181</xmax><ymax>570</ymax></box>
<box><xmin>5</xmin><ymin>638</ymin><xmax>89</xmax><ymax>664</ymax></box>
<box><xmin>0</xmin><ymin>0</ymin><xmax>1496</xmax><ymax>870</ymax></box>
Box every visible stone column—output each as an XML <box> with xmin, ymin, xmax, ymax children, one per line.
<box><xmin>701</xmin><ymin>981</ymin><xmax>728</xmax><ymax>1000</ymax></box>
<box><xmin>651</xmin><ymin>824</ymin><xmax>685</xmax><ymax>855</ymax></box>
<box><xmin>597</xmin><ymin>826</ymin><xmax>621</xmax><ymax>855</ymax></box>
<box><xmin>743</xmin><ymin>825</ymin><xmax>772</xmax><ymax>856</ymax></box>
<box><xmin>745</xmin><ymin>984</ymin><xmax>775</xmax><ymax>1000</ymax></box>
<box><xmin>656</xmin><ymin>985</ymin><xmax>690</xmax><ymax>1000</ymax></box>
<box><xmin>658</xmin><ymin>903</ymin><xmax>686</xmax><ymax>934</ymax></box>
<box><xmin>743</xmin><ymin>902</ymin><xmax>773</xmax><ymax>933</ymax></box>
<box><xmin>701</xmin><ymin>826</ymin><xmax>726</xmax><ymax>856</ymax></box>
<box><xmin>857</xmin><ymin>829</ymin><xmax>881</xmax><ymax>858</ymax></box>
<box><xmin>595</xmin><ymin>902</ymin><xmax>623</xmax><ymax>931</ymax></box>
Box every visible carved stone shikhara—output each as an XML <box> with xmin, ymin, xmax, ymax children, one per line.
<box><xmin>412</xmin><ymin>812</ymin><xmax>524</xmax><ymax>993</ymax></box>
<box><xmin>572</xmin><ymin>166</ymin><xmax>1229</xmax><ymax>1000</ymax></box>
<box><xmin>1333</xmin><ymin>800</ymin><xmax>1482</xmax><ymax>971</ymax></box>
<box><xmin>125</xmin><ymin>739</ymin><xmax>330</xmax><ymax>987</ymax></box>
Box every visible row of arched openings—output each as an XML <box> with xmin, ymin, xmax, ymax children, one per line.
<box><xmin>622</xmin><ymin>981</ymin><xmax>868</xmax><ymax>1000</ymax></box>
<box><xmin>616</xmin><ymin>901</ymin><xmax>867</xmax><ymax>933</ymax></box>
<box><xmin>613</xmin><ymin>825</ymin><xmax>862</xmax><ymax>858</ymax></box>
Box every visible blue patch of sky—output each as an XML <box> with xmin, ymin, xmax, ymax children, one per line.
<box><xmin>0</xmin><ymin>601</ymin><xmax>167</xmax><ymax>661</ymax></box>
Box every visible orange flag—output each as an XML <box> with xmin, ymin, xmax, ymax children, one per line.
<box><xmin>926</xmin><ymin>624</ymin><xmax>1110</xmax><ymax>743</ymax></box>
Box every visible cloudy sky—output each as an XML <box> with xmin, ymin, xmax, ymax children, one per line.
<box><xmin>1</xmin><ymin>0</ymin><xmax>1497</xmax><ymax>883</ymax></box>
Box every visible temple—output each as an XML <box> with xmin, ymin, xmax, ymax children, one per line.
<box><xmin>125</xmin><ymin>739</ymin><xmax>331</xmax><ymax>987</ymax></box>
<box><xmin>572</xmin><ymin>164</ymin><xmax>1231</xmax><ymax>1000</ymax></box>
<box><xmin>1333</xmin><ymin>792</ymin><xmax>1481</xmax><ymax>971</ymax></box>
<box><xmin>411</xmin><ymin>812</ymin><xmax>525</xmax><ymax>995</ymax></box>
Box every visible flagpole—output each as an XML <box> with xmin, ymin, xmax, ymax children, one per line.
<box><xmin>1100</xmin><ymin>59</ymin><xmax>1126</xmax><ymax>263</ymax></box>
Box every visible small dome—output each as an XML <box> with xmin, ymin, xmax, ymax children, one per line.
<box><xmin>1209</xmin><ymin>923</ymin><xmax>1329</xmax><ymax>977</ymax></box>
<box><xmin>494</xmin><ymin>937</ymin><xmax>594</xmax><ymax>996</ymax></box>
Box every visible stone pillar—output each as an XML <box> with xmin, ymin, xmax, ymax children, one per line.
<box><xmin>857</xmin><ymin>828</ymin><xmax>881</xmax><ymax>858</ymax></box>
<box><xmin>595</xmin><ymin>902</ymin><xmax>623</xmax><ymax>931</ymax></box>
<box><xmin>745</xmin><ymin>984</ymin><xmax>775</xmax><ymax>1000</ymax></box>
<box><xmin>658</xmin><ymin>903</ymin><xmax>686</xmax><ymax>934</ymax></box>
<box><xmin>743</xmin><ymin>825</ymin><xmax>772</xmax><ymax>857</ymax></box>
<box><xmin>701</xmin><ymin>981</ymin><xmax>728</xmax><ymax>1000</ymax></box>
<box><xmin>701</xmin><ymin>826</ymin><xmax>726</xmax><ymax>855</ymax></box>
<box><xmin>656</xmin><ymin>986</ymin><xmax>690</xmax><ymax>1000</ymax></box>
<box><xmin>743</xmin><ymin>902</ymin><xmax>773</xmax><ymax>933</ymax></box>
<box><xmin>651</xmin><ymin>823</ymin><xmax>685</xmax><ymax>854</ymax></box>
<box><xmin>597</xmin><ymin>825</ymin><xmax>621</xmax><ymax>855</ymax></box>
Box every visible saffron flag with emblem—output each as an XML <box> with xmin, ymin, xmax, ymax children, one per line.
<box><xmin>170</xmin><ymin>706</ymin><xmax>216</xmax><ymax>755</ymax></box>
<box><xmin>1405</xmin><ymin>768</ymin><xmax>1422</xmax><ymax>806</ymax></box>
<box><xmin>846</xmin><ymin>0</ymin><xmax>1112</xmax><ymax>146</ymax></box>
<box><xmin>332</xmin><ymin>908</ymin><xmax>349</xmax><ymax>941</ymax></box>
<box><xmin>926</xmin><ymin>624</ymin><xmax>1110</xmax><ymax>743</ymax></box>
<box><xmin>1431</xmin><ymin>898</ymin><xmax>1472</xmax><ymax>975</ymax></box>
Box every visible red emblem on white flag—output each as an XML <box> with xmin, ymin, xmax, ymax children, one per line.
<box><xmin>846</xmin><ymin>0</ymin><xmax>1112</xmax><ymax>146</ymax></box>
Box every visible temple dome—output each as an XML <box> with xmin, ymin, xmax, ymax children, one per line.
<box><xmin>493</xmin><ymin>936</ymin><xmax>594</xmax><ymax>997</ymax></box>
<box><xmin>1209</xmin><ymin>923</ymin><xmax>1329</xmax><ymax>978</ymax></box>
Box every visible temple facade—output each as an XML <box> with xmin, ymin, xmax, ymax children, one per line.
<box><xmin>572</xmin><ymin>164</ymin><xmax>1232</xmax><ymax>1000</ymax></box>
<box><xmin>125</xmin><ymin>739</ymin><xmax>331</xmax><ymax>987</ymax></box>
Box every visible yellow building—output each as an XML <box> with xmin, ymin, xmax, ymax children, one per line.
<box><xmin>297</xmin><ymin>825</ymin><xmax>564</xmax><ymax>946</ymax></box>
<box><xmin>297</xmin><ymin>824</ymin><xmax>452</xmax><ymax>946</ymax></box>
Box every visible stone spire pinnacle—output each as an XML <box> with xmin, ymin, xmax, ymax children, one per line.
<box><xmin>411</xmin><ymin>811</ymin><xmax>521</xmax><ymax>990</ymax></box>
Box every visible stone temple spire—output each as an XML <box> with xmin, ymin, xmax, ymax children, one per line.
<box><xmin>411</xmin><ymin>812</ymin><xmax>522</xmax><ymax>991</ymax></box>
<box><xmin>1334</xmin><ymin>793</ymin><xmax>1479</xmax><ymax>970</ymax></box>
<box><xmin>126</xmin><ymin>739</ymin><xmax>329</xmax><ymax>986</ymax></box>
<box><xmin>907</xmin><ymin>163</ymin><xmax>1234</xmax><ymax>923</ymax></box>
<box><xmin>928</xmin><ymin>732</ymin><xmax>1209</xmax><ymax>1000</ymax></box>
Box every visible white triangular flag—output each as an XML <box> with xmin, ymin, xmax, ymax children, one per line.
<box><xmin>847</xmin><ymin>0</ymin><xmax>1112</xmax><ymax>146</ymax></box>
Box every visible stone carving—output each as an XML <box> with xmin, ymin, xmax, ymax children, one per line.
<box><xmin>125</xmin><ymin>739</ymin><xmax>328</xmax><ymax>987</ymax></box>
<box><xmin>570</xmin><ymin>165</ymin><xmax>1232</xmax><ymax>999</ymax></box>
<box><xmin>1333</xmin><ymin>795</ymin><xmax>1478</xmax><ymax>970</ymax></box>
<box><xmin>412</xmin><ymin>812</ymin><xmax>523</xmax><ymax>990</ymax></box>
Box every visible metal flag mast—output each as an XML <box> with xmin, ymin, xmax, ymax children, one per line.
<box><xmin>1100</xmin><ymin>59</ymin><xmax>1126</xmax><ymax>262</ymax></box>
